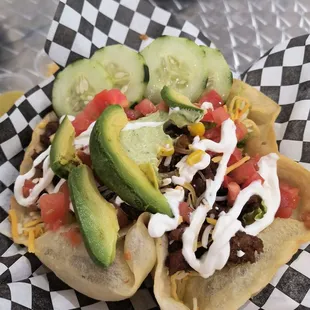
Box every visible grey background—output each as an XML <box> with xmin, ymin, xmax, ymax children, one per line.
<box><xmin>1</xmin><ymin>0</ymin><xmax>310</xmax><ymax>88</ymax></box>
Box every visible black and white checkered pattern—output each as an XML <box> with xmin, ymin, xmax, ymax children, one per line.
<box><xmin>0</xmin><ymin>0</ymin><xmax>310</xmax><ymax>308</ymax></box>
<box><xmin>45</xmin><ymin>0</ymin><xmax>211</xmax><ymax>68</ymax></box>
<box><xmin>244</xmin><ymin>34</ymin><xmax>310</xmax><ymax>171</ymax></box>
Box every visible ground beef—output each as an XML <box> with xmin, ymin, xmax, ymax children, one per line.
<box><xmin>229</xmin><ymin>231</ymin><xmax>264</xmax><ymax>264</ymax></box>
<box><xmin>166</xmin><ymin>249</ymin><xmax>190</xmax><ymax>275</ymax></box>
<box><xmin>191</xmin><ymin>162</ymin><xmax>219</xmax><ymax>197</ymax></box>
<box><xmin>168</xmin><ymin>240</ymin><xmax>183</xmax><ymax>254</ymax></box>
<box><xmin>168</xmin><ymin>223</ymin><xmax>188</xmax><ymax>241</ymax></box>
<box><xmin>40</xmin><ymin>121</ymin><xmax>59</xmax><ymax>148</ymax></box>
<box><xmin>239</xmin><ymin>195</ymin><xmax>263</xmax><ymax>226</ymax></box>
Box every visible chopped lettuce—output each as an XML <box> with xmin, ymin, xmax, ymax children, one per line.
<box><xmin>242</xmin><ymin>201</ymin><xmax>267</xmax><ymax>225</ymax></box>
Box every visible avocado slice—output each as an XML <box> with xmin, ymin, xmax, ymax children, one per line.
<box><xmin>90</xmin><ymin>105</ymin><xmax>172</xmax><ymax>216</ymax></box>
<box><xmin>68</xmin><ymin>164</ymin><xmax>119</xmax><ymax>267</ymax></box>
<box><xmin>161</xmin><ymin>86</ymin><xmax>204</xmax><ymax>127</ymax></box>
<box><xmin>50</xmin><ymin>116</ymin><xmax>81</xmax><ymax>179</ymax></box>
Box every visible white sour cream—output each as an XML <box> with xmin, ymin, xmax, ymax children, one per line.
<box><xmin>172</xmin><ymin>153</ymin><xmax>210</xmax><ymax>186</ymax></box>
<box><xmin>148</xmin><ymin>187</ymin><xmax>184</xmax><ymax>238</ymax></box>
<box><xmin>14</xmin><ymin>118</ymin><xmax>95</xmax><ymax>207</ymax></box>
<box><xmin>182</xmin><ymin>153</ymin><xmax>280</xmax><ymax>278</ymax></box>
<box><xmin>122</xmin><ymin>121</ymin><xmax>165</xmax><ymax>131</ymax></box>
<box><xmin>201</xmin><ymin>102</ymin><xmax>214</xmax><ymax>111</ymax></box>
<box><xmin>14</xmin><ymin>147</ymin><xmax>55</xmax><ymax>206</ymax></box>
<box><xmin>191</xmin><ymin>118</ymin><xmax>237</xmax><ymax>206</ymax></box>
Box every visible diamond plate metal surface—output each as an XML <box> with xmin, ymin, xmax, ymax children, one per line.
<box><xmin>0</xmin><ymin>0</ymin><xmax>310</xmax><ymax>86</ymax></box>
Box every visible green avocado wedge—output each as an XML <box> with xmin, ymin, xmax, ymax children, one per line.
<box><xmin>50</xmin><ymin>116</ymin><xmax>81</xmax><ymax>179</ymax></box>
<box><xmin>90</xmin><ymin>105</ymin><xmax>173</xmax><ymax>216</ymax></box>
<box><xmin>161</xmin><ymin>86</ymin><xmax>204</xmax><ymax>127</ymax></box>
<box><xmin>68</xmin><ymin>164</ymin><xmax>119</xmax><ymax>267</ymax></box>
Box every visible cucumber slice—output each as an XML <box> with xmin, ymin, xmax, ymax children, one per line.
<box><xmin>141</xmin><ymin>36</ymin><xmax>207</xmax><ymax>104</ymax></box>
<box><xmin>201</xmin><ymin>46</ymin><xmax>232</xmax><ymax>102</ymax></box>
<box><xmin>52</xmin><ymin>59</ymin><xmax>112</xmax><ymax>117</ymax></box>
<box><xmin>92</xmin><ymin>45</ymin><xmax>148</xmax><ymax>105</ymax></box>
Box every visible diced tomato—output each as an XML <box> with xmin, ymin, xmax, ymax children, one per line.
<box><xmin>115</xmin><ymin>206</ymin><xmax>130</xmax><ymax>229</ymax></box>
<box><xmin>242</xmin><ymin>172</ymin><xmax>264</xmax><ymax>189</ymax></box>
<box><xmin>72</xmin><ymin>89</ymin><xmax>129</xmax><ymax>136</ymax></box>
<box><xmin>276</xmin><ymin>207</ymin><xmax>293</xmax><ymax>219</ymax></box>
<box><xmin>22</xmin><ymin>180</ymin><xmax>35</xmax><ymax>198</ymax></box>
<box><xmin>93</xmin><ymin>89</ymin><xmax>129</xmax><ymax>109</ymax></box>
<box><xmin>201</xmin><ymin>110</ymin><xmax>214</xmax><ymax>122</ymax></box>
<box><xmin>227</xmin><ymin>182</ymin><xmax>240</xmax><ymax>205</ymax></box>
<box><xmin>39</xmin><ymin>190</ymin><xmax>70</xmax><ymax>229</ymax></box>
<box><xmin>223</xmin><ymin>175</ymin><xmax>233</xmax><ymax>188</ymax></box>
<box><xmin>212</xmin><ymin>107</ymin><xmax>230</xmax><ymax>125</ymax></box>
<box><xmin>228</xmin><ymin>148</ymin><xmax>243</xmax><ymax>166</ymax></box>
<box><xmin>77</xmin><ymin>151</ymin><xmax>92</xmax><ymax>168</ymax></box>
<box><xmin>229</xmin><ymin>160</ymin><xmax>257</xmax><ymax>184</ymax></box>
<box><xmin>134</xmin><ymin>99</ymin><xmax>157</xmax><ymax>116</ymax></box>
<box><xmin>235</xmin><ymin>120</ymin><xmax>248</xmax><ymax>141</ymax></box>
<box><xmin>179</xmin><ymin>202</ymin><xmax>192</xmax><ymax>224</ymax></box>
<box><xmin>199</xmin><ymin>90</ymin><xmax>223</xmax><ymax>109</ymax></box>
<box><xmin>62</xmin><ymin>227</ymin><xmax>82</xmax><ymax>246</ymax></box>
<box><xmin>156</xmin><ymin>100</ymin><xmax>169</xmax><ymax>112</ymax></box>
<box><xmin>275</xmin><ymin>183</ymin><xmax>300</xmax><ymax>219</ymax></box>
<box><xmin>279</xmin><ymin>183</ymin><xmax>300</xmax><ymax>210</ymax></box>
<box><xmin>204</xmin><ymin>126</ymin><xmax>221</xmax><ymax>143</ymax></box>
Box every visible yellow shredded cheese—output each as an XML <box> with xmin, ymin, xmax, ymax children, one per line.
<box><xmin>23</xmin><ymin>218</ymin><xmax>42</xmax><ymax>228</ymax></box>
<box><xmin>28</xmin><ymin>229</ymin><xmax>35</xmax><ymax>253</ymax></box>
<box><xmin>206</xmin><ymin>217</ymin><xmax>217</xmax><ymax>226</ymax></box>
<box><xmin>226</xmin><ymin>156</ymin><xmax>250</xmax><ymax>175</ymax></box>
<box><xmin>211</xmin><ymin>156</ymin><xmax>223</xmax><ymax>163</ymax></box>
<box><xmin>8</xmin><ymin>209</ymin><xmax>19</xmax><ymax>240</ymax></box>
<box><xmin>228</xmin><ymin>96</ymin><xmax>250</xmax><ymax>120</ymax></box>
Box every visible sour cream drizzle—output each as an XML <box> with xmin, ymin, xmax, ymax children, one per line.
<box><xmin>14</xmin><ymin>117</ymin><xmax>94</xmax><ymax>207</ymax></box>
<box><xmin>182</xmin><ymin>153</ymin><xmax>280</xmax><ymax>278</ymax></box>
<box><xmin>14</xmin><ymin>146</ymin><xmax>55</xmax><ymax>206</ymax></box>
<box><xmin>148</xmin><ymin>187</ymin><xmax>184</xmax><ymax>238</ymax></box>
<box><xmin>172</xmin><ymin>153</ymin><xmax>210</xmax><ymax>186</ymax></box>
<box><xmin>122</xmin><ymin>121</ymin><xmax>165</xmax><ymax>131</ymax></box>
<box><xmin>192</xmin><ymin>118</ymin><xmax>237</xmax><ymax>206</ymax></box>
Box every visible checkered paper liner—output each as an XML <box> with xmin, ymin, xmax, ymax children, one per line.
<box><xmin>0</xmin><ymin>0</ymin><xmax>310</xmax><ymax>308</ymax></box>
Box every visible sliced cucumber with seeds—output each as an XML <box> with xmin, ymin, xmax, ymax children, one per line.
<box><xmin>92</xmin><ymin>45</ymin><xmax>148</xmax><ymax>105</ymax></box>
<box><xmin>52</xmin><ymin>59</ymin><xmax>112</xmax><ymax>117</ymax></box>
<box><xmin>201</xmin><ymin>46</ymin><xmax>232</xmax><ymax>102</ymax></box>
<box><xmin>141</xmin><ymin>36</ymin><xmax>207</xmax><ymax>104</ymax></box>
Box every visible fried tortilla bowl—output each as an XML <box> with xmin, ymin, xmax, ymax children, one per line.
<box><xmin>9</xmin><ymin>113</ymin><xmax>156</xmax><ymax>302</ymax></box>
<box><xmin>154</xmin><ymin>80</ymin><xmax>310</xmax><ymax>310</ymax></box>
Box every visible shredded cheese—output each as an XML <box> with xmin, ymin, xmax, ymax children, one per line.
<box><xmin>23</xmin><ymin>218</ymin><xmax>42</xmax><ymax>228</ymax></box>
<box><xmin>28</xmin><ymin>229</ymin><xmax>35</xmax><ymax>253</ymax></box>
<box><xmin>228</xmin><ymin>96</ymin><xmax>250</xmax><ymax>121</ymax></box>
<box><xmin>226</xmin><ymin>156</ymin><xmax>250</xmax><ymax>175</ymax></box>
<box><xmin>211</xmin><ymin>156</ymin><xmax>223</xmax><ymax>163</ymax></box>
<box><xmin>8</xmin><ymin>209</ymin><xmax>19</xmax><ymax>240</ymax></box>
<box><xmin>206</xmin><ymin>217</ymin><xmax>217</xmax><ymax>226</ymax></box>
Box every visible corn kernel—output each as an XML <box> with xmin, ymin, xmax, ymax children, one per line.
<box><xmin>188</xmin><ymin>122</ymin><xmax>205</xmax><ymax>137</ymax></box>
<box><xmin>186</xmin><ymin>150</ymin><xmax>205</xmax><ymax>166</ymax></box>
<box><xmin>206</xmin><ymin>217</ymin><xmax>217</xmax><ymax>225</ymax></box>
<box><xmin>158</xmin><ymin>145</ymin><xmax>174</xmax><ymax>157</ymax></box>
